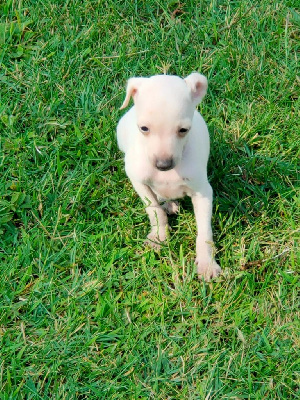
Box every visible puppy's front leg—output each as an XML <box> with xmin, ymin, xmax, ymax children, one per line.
<box><xmin>191</xmin><ymin>184</ymin><xmax>221</xmax><ymax>281</ymax></box>
<box><xmin>131</xmin><ymin>181</ymin><xmax>168</xmax><ymax>249</ymax></box>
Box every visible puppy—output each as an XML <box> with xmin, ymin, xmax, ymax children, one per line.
<box><xmin>117</xmin><ymin>73</ymin><xmax>221</xmax><ymax>281</ymax></box>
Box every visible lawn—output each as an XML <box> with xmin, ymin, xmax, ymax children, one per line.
<box><xmin>0</xmin><ymin>0</ymin><xmax>299</xmax><ymax>398</ymax></box>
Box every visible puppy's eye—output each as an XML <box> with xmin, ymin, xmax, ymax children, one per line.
<box><xmin>140</xmin><ymin>126</ymin><xmax>149</xmax><ymax>134</ymax></box>
<box><xmin>178</xmin><ymin>127</ymin><xmax>189</xmax><ymax>137</ymax></box>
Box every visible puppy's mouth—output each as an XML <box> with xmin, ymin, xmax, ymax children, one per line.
<box><xmin>156</xmin><ymin>165</ymin><xmax>174</xmax><ymax>171</ymax></box>
<box><xmin>155</xmin><ymin>158</ymin><xmax>174</xmax><ymax>171</ymax></box>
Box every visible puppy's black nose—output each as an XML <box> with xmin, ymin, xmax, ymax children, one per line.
<box><xmin>155</xmin><ymin>158</ymin><xmax>174</xmax><ymax>171</ymax></box>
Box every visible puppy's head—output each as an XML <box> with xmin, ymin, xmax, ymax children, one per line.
<box><xmin>120</xmin><ymin>73</ymin><xmax>208</xmax><ymax>171</ymax></box>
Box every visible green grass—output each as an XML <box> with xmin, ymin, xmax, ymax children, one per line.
<box><xmin>0</xmin><ymin>0</ymin><xmax>299</xmax><ymax>398</ymax></box>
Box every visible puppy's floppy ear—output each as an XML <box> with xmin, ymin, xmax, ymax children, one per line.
<box><xmin>184</xmin><ymin>73</ymin><xmax>208</xmax><ymax>105</ymax></box>
<box><xmin>120</xmin><ymin>77</ymin><xmax>147</xmax><ymax>110</ymax></box>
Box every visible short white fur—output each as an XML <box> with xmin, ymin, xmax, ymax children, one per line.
<box><xmin>117</xmin><ymin>73</ymin><xmax>221</xmax><ymax>281</ymax></box>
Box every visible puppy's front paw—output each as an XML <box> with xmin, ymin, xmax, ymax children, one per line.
<box><xmin>145</xmin><ymin>236</ymin><xmax>162</xmax><ymax>250</ymax></box>
<box><xmin>145</xmin><ymin>229</ymin><xmax>167</xmax><ymax>250</ymax></box>
<box><xmin>195</xmin><ymin>258</ymin><xmax>221</xmax><ymax>281</ymax></box>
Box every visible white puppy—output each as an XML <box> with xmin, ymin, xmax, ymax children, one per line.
<box><xmin>117</xmin><ymin>73</ymin><xmax>221</xmax><ymax>280</ymax></box>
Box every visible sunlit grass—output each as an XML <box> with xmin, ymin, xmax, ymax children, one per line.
<box><xmin>0</xmin><ymin>0</ymin><xmax>299</xmax><ymax>398</ymax></box>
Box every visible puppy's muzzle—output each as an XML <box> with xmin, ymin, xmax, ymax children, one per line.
<box><xmin>155</xmin><ymin>157</ymin><xmax>174</xmax><ymax>171</ymax></box>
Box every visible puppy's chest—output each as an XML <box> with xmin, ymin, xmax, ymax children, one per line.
<box><xmin>145</xmin><ymin>170</ymin><xmax>191</xmax><ymax>200</ymax></box>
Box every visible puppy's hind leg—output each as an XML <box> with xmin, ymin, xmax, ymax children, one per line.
<box><xmin>131</xmin><ymin>180</ymin><xmax>169</xmax><ymax>249</ymax></box>
<box><xmin>161</xmin><ymin>201</ymin><xmax>179</xmax><ymax>215</ymax></box>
